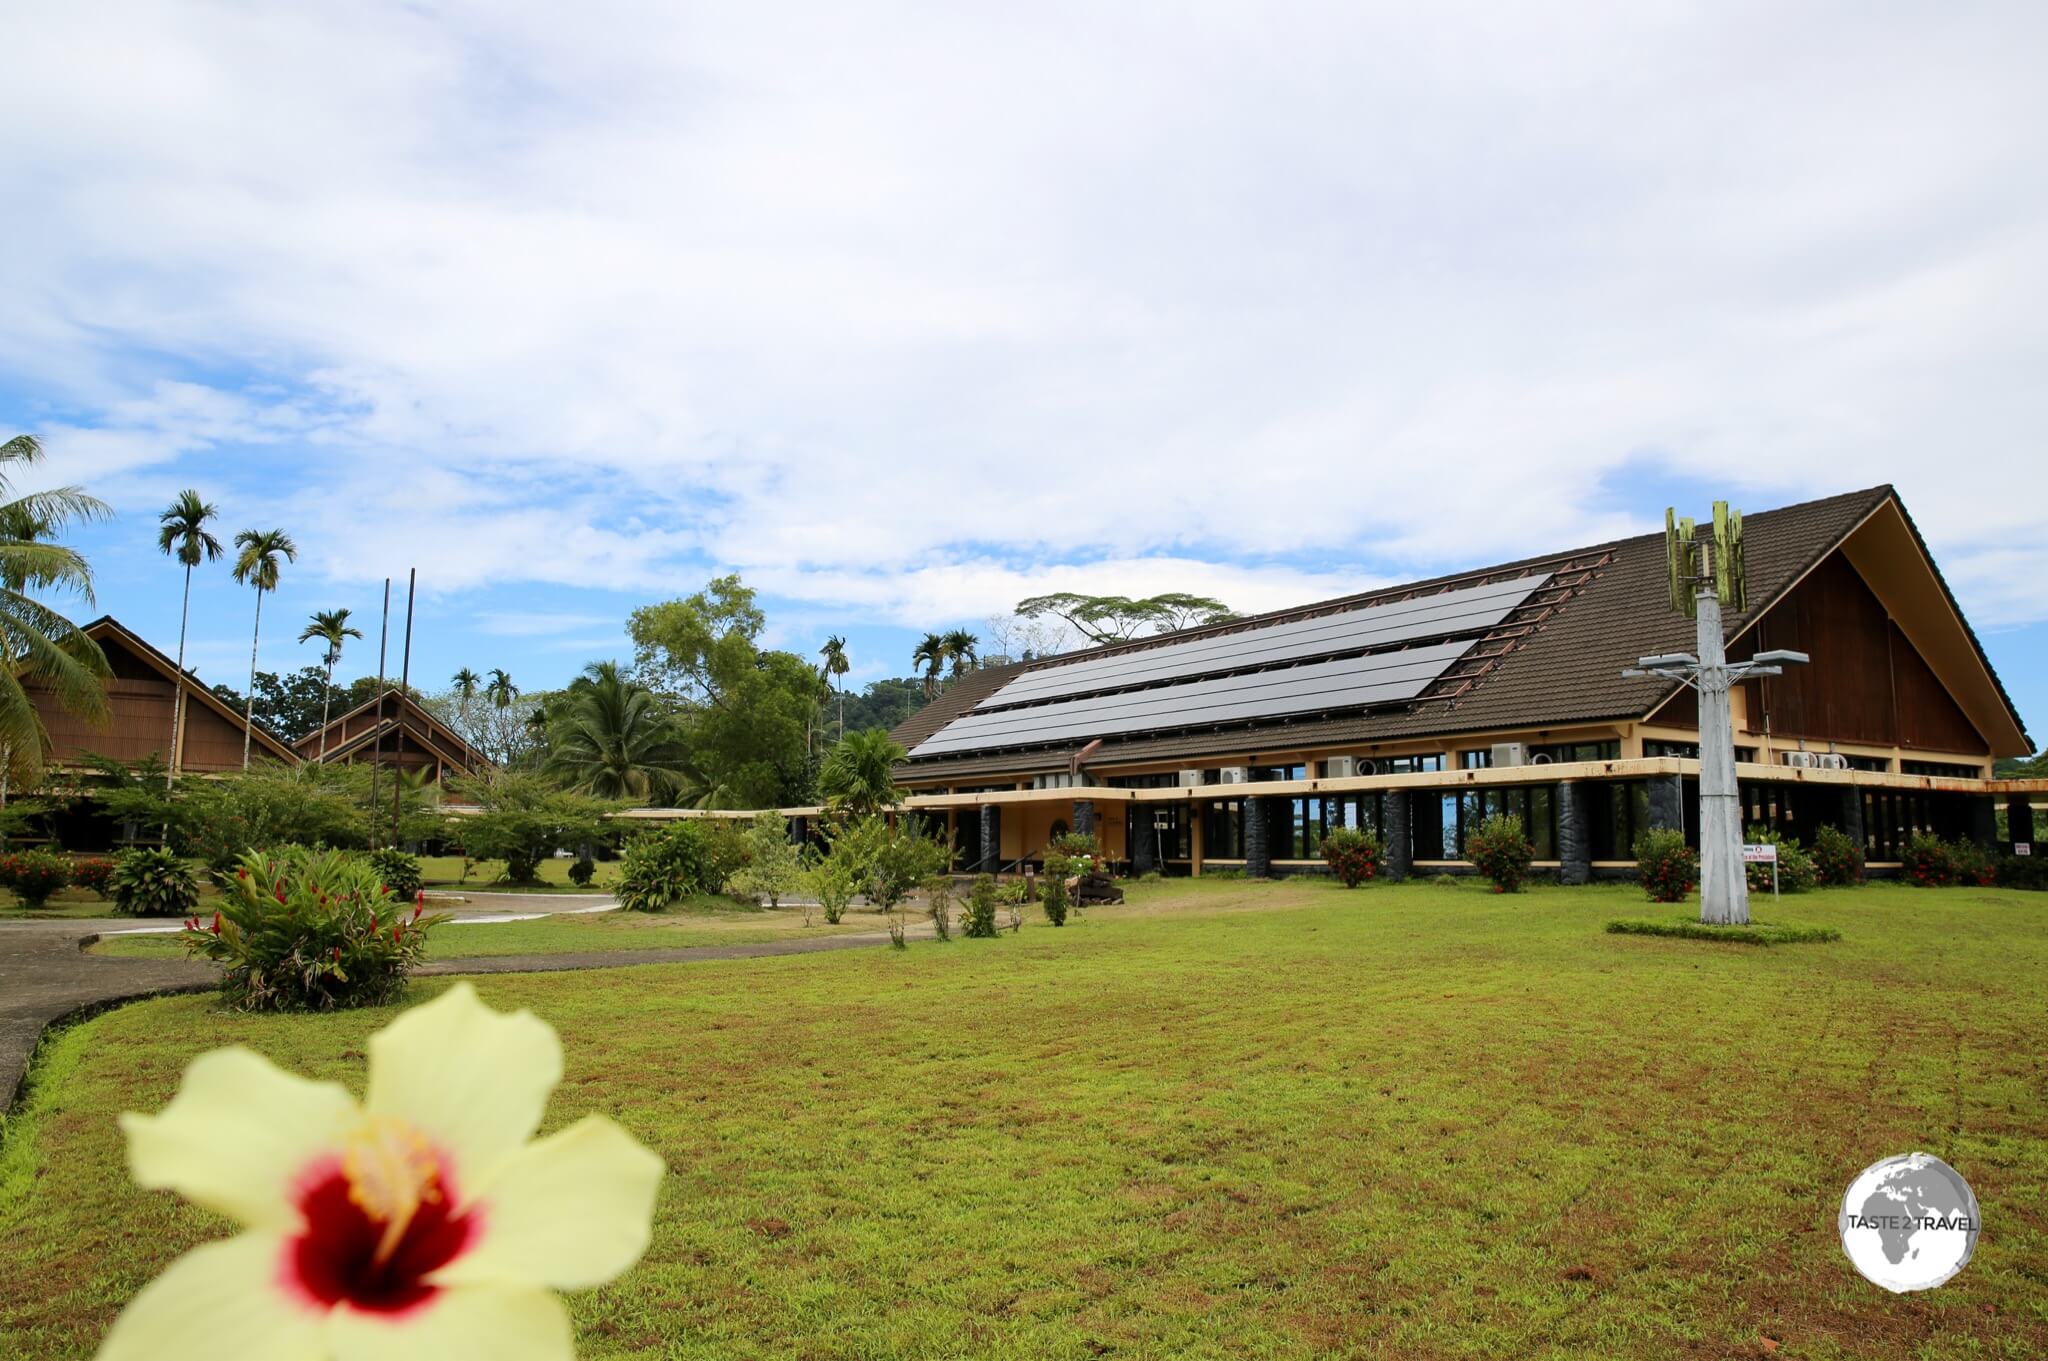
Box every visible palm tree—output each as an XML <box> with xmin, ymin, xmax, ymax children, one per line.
<box><xmin>819</xmin><ymin>635</ymin><xmax>850</xmax><ymax>739</ymax></box>
<box><xmin>230</xmin><ymin>528</ymin><xmax>297</xmax><ymax>769</ymax></box>
<box><xmin>451</xmin><ymin>666</ymin><xmax>481</xmax><ymax>743</ymax></box>
<box><xmin>816</xmin><ymin>728</ymin><xmax>908</xmax><ymax>818</ymax></box>
<box><xmin>0</xmin><ymin>435</ymin><xmax>113</xmax><ymax>796</ymax></box>
<box><xmin>542</xmin><ymin>661</ymin><xmax>690</xmax><ymax>801</ymax></box>
<box><xmin>912</xmin><ymin>632</ymin><xmax>946</xmax><ymax>700</ymax></box>
<box><xmin>298</xmin><ymin>608</ymin><xmax>363</xmax><ymax>760</ymax></box>
<box><xmin>155</xmin><ymin>491</ymin><xmax>222</xmax><ymax>780</ymax></box>
<box><xmin>942</xmin><ymin>628</ymin><xmax>979</xmax><ymax>678</ymax></box>
<box><xmin>485</xmin><ymin>667</ymin><xmax>518</xmax><ymax>710</ymax></box>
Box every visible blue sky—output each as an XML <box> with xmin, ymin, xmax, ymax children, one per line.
<box><xmin>2</xmin><ymin>2</ymin><xmax>2044</xmax><ymax>745</ymax></box>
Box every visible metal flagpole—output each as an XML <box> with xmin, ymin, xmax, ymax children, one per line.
<box><xmin>369</xmin><ymin>578</ymin><xmax>390</xmax><ymax>852</ymax></box>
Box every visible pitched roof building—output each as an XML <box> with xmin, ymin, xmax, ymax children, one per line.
<box><xmin>293</xmin><ymin>689</ymin><xmax>488</xmax><ymax>783</ymax></box>
<box><xmin>883</xmin><ymin>486</ymin><xmax>2037</xmax><ymax>878</ymax></box>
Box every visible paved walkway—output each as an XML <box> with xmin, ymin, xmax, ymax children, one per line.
<box><xmin>1</xmin><ymin>900</ymin><xmax>927</xmax><ymax>1113</ymax></box>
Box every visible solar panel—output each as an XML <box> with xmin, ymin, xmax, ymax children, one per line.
<box><xmin>908</xmin><ymin>640</ymin><xmax>1471</xmax><ymax>758</ymax></box>
<box><xmin>975</xmin><ymin>574</ymin><xmax>1548</xmax><ymax>711</ymax></box>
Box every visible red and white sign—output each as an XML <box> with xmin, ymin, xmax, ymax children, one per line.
<box><xmin>1742</xmin><ymin>843</ymin><xmax>1778</xmax><ymax>863</ymax></box>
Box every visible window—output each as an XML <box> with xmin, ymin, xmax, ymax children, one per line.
<box><xmin>1644</xmin><ymin>740</ymin><xmax>1700</xmax><ymax>759</ymax></box>
<box><xmin>1901</xmin><ymin>759</ymin><xmax>1983</xmax><ymax>778</ymax></box>
<box><xmin>1533</xmin><ymin>740</ymin><xmax>1620</xmax><ymax>764</ymax></box>
<box><xmin>1140</xmin><ymin>804</ymin><xmax>1193</xmax><ymax>860</ymax></box>
<box><xmin>1202</xmin><ymin>799</ymin><xmax>1244</xmax><ymax>859</ymax></box>
<box><xmin>1250</xmin><ymin>764</ymin><xmax>1308</xmax><ymax>783</ymax></box>
<box><xmin>1459</xmin><ymin>749</ymin><xmax>1492</xmax><ymax>769</ymax></box>
<box><xmin>1585</xmin><ymin>781</ymin><xmax>1651</xmax><ymax>860</ymax></box>
<box><xmin>1438</xmin><ymin>785</ymin><xmax>1558</xmax><ymax>860</ymax></box>
<box><xmin>1841</xmin><ymin>755</ymin><xmax>1890</xmax><ymax>773</ymax></box>
<box><xmin>1105</xmin><ymin>772</ymin><xmax>1180</xmax><ymax>788</ymax></box>
<box><xmin>1030</xmin><ymin>772</ymin><xmax>1082</xmax><ymax>790</ymax></box>
<box><xmin>1380</xmin><ymin>754</ymin><xmax>1443</xmax><ymax>774</ymax></box>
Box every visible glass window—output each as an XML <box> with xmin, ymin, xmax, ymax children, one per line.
<box><xmin>1644</xmin><ymin>740</ymin><xmax>1700</xmax><ymax>759</ymax></box>
<box><xmin>1202</xmin><ymin>799</ymin><xmax>1244</xmax><ymax>859</ymax></box>
<box><xmin>1901</xmin><ymin>759</ymin><xmax>1982</xmax><ymax>777</ymax></box>
<box><xmin>1459</xmin><ymin>749</ymin><xmax>1492</xmax><ymax>769</ymax></box>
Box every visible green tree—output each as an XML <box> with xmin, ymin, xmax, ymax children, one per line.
<box><xmin>0</xmin><ymin>434</ymin><xmax>112</xmax><ymax>795</ymax></box>
<box><xmin>912</xmin><ymin>632</ymin><xmax>946</xmax><ymax>698</ymax></box>
<box><xmin>942</xmin><ymin>628</ymin><xmax>978</xmax><ymax>678</ymax></box>
<box><xmin>816</xmin><ymin>728</ymin><xmax>907</xmax><ymax>818</ymax></box>
<box><xmin>231</xmin><ymin>528</ymin><xmax>297</xmax><ymax>769</ymax></box>
<box><xmin>728</xmin><ymin>810</ymin><xmax>803</xmax><ymax>907</ymax></box>
<box><xmin>1015</xmin><ymin>591</ymin><xmax>1235</xmax><ymax>644</ymax></box>
<box><xmin>841</xmin><ymin>677</ymin><xmax>924</xmax><ymax>733</ymax></box>
<box><xmin>819</xmin><ymin>635</ymin><xmax>850</xmax><ymax>739</ymax></box>
<box><xmin>447</xmin><ymin>772</ymin><xmax>611</xmax><ymax>882</ymax></box>
<box><xmin>485</xmin><ymin>667</ymin><xmax>518</xmax><ymax>711</ymax></box>
<box><xmin>155</xmin><ymin>490</ymin><xmax>222</xmax><ymax>781</ymax></box>
<box><xmin>451</xmin><ymin>667</ymin><xmax>481</xmax><ymax>742</ymax></box>
<box><xmin>297</xmin><ymin>608</ymin><xmax>363</xmax><ymax>760</ymax></box>
<box><xmin>210</xmin><ymin>667</ymin><xmax>333</xmax><ymax>744</ymax></box>
<box><xmin>542</xmin><ymin>661</ymin><xmax>690</xmax><ymax>802</ymax></box>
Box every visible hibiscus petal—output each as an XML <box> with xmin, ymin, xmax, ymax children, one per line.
<box><xmin>96</xmin><ymin>1233</ymin><xmax>327</xmax><ymax>1361</ymax></box>
<box><xmin>328</xmin><ymin>1283</ymin><xmax>572</xmax><ymax>1361</ymax></box>
<box><xmin>432</xmin><ymin>1115</ymin><xmax>664</xmax><ymax>1291</ymax></box>
<box><xmin>365</xmin><ymin>982</ymin><xmax>562</xmax><ymax>1196</ymax></box>
<box><xmin>120</xmin><ymin>1047</ymin><xmax>358</xmax><ymax>1229</ymax></box>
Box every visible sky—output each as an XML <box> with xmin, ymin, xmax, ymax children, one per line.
<box><xmin>1</xmin><ymin>2</ymin><xmax>2043</xmax><ymax>745</ymax></box>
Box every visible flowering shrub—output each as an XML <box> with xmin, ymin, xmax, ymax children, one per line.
<box><xmin>110</xmin><ymin>847</ymin><xmax>202</xmax><ymax>917</ymax></box>
<box><xmin>1321</xmin><ymin>827</ymin><xmax>1385</xmax><ymax>887</ymax></box>
<box><xmin>1810</xmin><ymin>824</ymin><xmax>1865</xmax><ymax>886</ymax></box>
<box><xmin>69</xmin><ymin>855</ymin><xmax>117</xmax><ymax>899</ymax></box>
<box><xmin>1995</xmin><ymin>853</ymin><xmax>2048</xmax><ymax>891</ymax></box>
<box><xmin>100</xmin><ymin>983</ymin><xmax>663</xmax><ymax>1361</ymax></box>
<box><xmin>615</xmin><ymin>822</ymin><xmax>714</xmax><ymax>911</ymax></box>
<box><xmin>1947</xmin><ymin>837</ymin><xmax>1995</xmax><ymax>888</ymax></box>
<box><xmin>1465</xmin><ymin>814</ymin><xmax>1536</xmax><ymax>893</ymax></box>
<box><xmin>1633</xmin><ymin>829</ymin><xmax>1697</xmax><ymax>903</ymax></box>
<box><xmin>180</xmin><ymin>847</ymin><xmax>444</xmax><ymax>1012</ymax></box>
<box><xmin>1742</xmin><ymin>827</ymin><xmax>1817</xmax><ymax>893</ymax></box>
<box><xmin>0</xmin><ymin>850</ymin><xmax>71</xmax><ymax>908</ymax></box>
<box><xmin>1900</xmin><ymin>831</ymin><xmax>1955</xmax><ymax>887</ymax></box>
<box><xmin>368</xmin><ymin>847</ymin><xmax>424</xmax><ymax>900</ymax></box>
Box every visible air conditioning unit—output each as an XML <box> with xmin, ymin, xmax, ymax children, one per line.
<box><xmin>1218</xmin><ymin>766</ymin><xmax>1250</xmax><ymax>785</ymax></box>
<box><xmin>1324</xmin><ymin>756</ymin><xmax>1358</xmax><ymax>779</ymax></box>
<box><xmin>1782</xmin><ymin>751</ymin><xmax>1816</xmax><ymax>769</ymax></box>
<box><xmin>1530</xmin><ymin>752</ymin><xmax>1554</xmax><ymax>765</ymax></box>
<box><xmin>1816</xmin><ymin>753</ymin><xmax>1849</xmax><ymax>771</ymax></box>
<box><xmin>1490</xmin><ymin>742</ymin><xmax>1528</xmax><ymax>768</ymax></box>
<box><xmin>1176</xmin><ymin>769</ymin><xmax>1205</xmax><ymax>787</ymax></box>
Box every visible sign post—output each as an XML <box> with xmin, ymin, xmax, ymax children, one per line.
<box><xmin>1743</xmin><ymin>842</ymin><xmax>1779</xmax><ymax>901</ymax></box>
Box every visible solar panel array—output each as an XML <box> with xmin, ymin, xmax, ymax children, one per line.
<box><xmin>907</xmin><ymin>640</ymin><xmax>1475</xmax><ymax>757</ymax></box>
<box><xmin>975</xmin><ymin>574</ymin><xmax>1549</xmax><ymax>712</ymax></box>
<box><xmin>906</xmin><ymin>572</ymin><xmax>1552</xmax><ymax>759</ymax></box>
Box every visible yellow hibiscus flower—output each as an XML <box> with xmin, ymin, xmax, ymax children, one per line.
<box><xmin>99</xmin><ymin>982</ymin><xmax>664</xmax><ymax>1361</ymax></box>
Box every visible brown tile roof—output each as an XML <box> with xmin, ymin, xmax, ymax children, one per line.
<box><xmin>893</xmin><ymin>486</ymin><xmax>1928</xmax><ymax>781</ymax></box>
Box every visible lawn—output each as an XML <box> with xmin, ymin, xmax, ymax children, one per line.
<box><xmin>89</xmin><ymin>901</ymin><xmax>877</xmax><ymax>961</ymax></box>
<box><xmin>420</xmin><ymin>853</ymin><xmax>623</xmax><ymax>891</ymax></box>
<box><xmin>6</xmin><ymin>878</ymin><xmax>2047</xmax><ymax>1359</ymax></box>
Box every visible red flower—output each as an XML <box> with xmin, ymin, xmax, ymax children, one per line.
<box><xmin>393</xmin><ymin>924</ymin><xmax>403</xmax><ymax>943</ymax></box>
<box><xmin>210</xmin><ymin>912</ymin><xmax>222</xmax><ymax>934</ymax></box>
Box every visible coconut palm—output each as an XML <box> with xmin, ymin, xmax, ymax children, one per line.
<box><xmin>230</xmin><ymin>528</ymin><xmax>297</xmax><ymax>769</ymax></box>
<box><xmin>0</xmin><ymin>435</ymin><xmax>113</xmax><ymax>794</ymax></box>
<box><xmin>942</xmin><ymin>628</ymin><xmax>979</xmax><ymax>678</ymax></box>
<box><xmin>819</xmin><ymin>635</ymin><xmax>850</xmax><ymax>738</ymax></box>
<box><xmin>154</xmin><ymin>490</ymin><xmax>222</xmax><ymax>780</ymax></box>
<box><xmin>297</xmin><ymin>608</ymin><xmax>363</xmax><ymax>760</ymax></box>
<box><xmin>912</xmin><ymin>632</ymin><xmax>946</xmax><ymax>700</ymax></box>
<box><xmin>542</xmin><ymin>660</ymin><xmax>690</xmax><ymax>802</ymax></box>
<box><xmin>485</xmin><ymin>667</ymin><xmax>518</xmax><ymax>710</ymax></box>
<box><xmin>816</xmin><ymin>727</ymin><xmax>908</xmax><ymax>818</ymax></box>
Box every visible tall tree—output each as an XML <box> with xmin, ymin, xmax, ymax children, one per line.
<box><xmin>230</xmin><ymin>528</ymin><xmax>297</xmax><ymax>769</ymax></box>
<box><xmin>451</xmin><ymin>666</ymin><xmax>481</xmax><ymax>737</ymax></box>
<box><xmin>0</xmin><ymin>435</ymin><xmax>113</xmax><ymax>794</ymax></box>
<box><xmin>485</xmin><ymin>667</ymin><xmax>518</xmax><ymax>711</ymax></box>
<box><xmin>818</xmin><ymin>635</ymin><xmax>849</xmax><ymax>739</ymax></box>
<box><xmin>942</xmin><ymin>628</ymin><xmax>979</xmax><ymax>678</ymax></box>
<box><xmin>912</xmin><ymin>632</ymin><xmax>946</xmax><ymax>699</ymax></box>
<box><xmin>542</xmin><ymin>660</ymin><xmax>690</xmax><ymax>802</ymax></box>
<box><xmin>816</xmin><ymin>728</ymin><xmax>907</xmax><ymax>818</ymax></box>
<box><xmin>154</xmin><ymin>490</ymin><xmax>222</xmax><ymax>780</ymax></box>
<box><xmin>297</xmin><ymin>607</ymin><xmax>363</xmax><ymax>760</ymax></box>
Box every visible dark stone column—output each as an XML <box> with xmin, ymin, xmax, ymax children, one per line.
<box><xmin>1836</xmin><ymin>788</ymin><xmax>1866</xmax><ymax>853</ymax></box>
<box><xmin>1384</xmin><ymin>792</ymin><xmax>1412</xmax><ymax>882</ymax></box>
<box><xmin>1968</xmin><ymin>796</ymin><xmax>1998</xmax><ymax>851</ymax></box>
<box><xmin>2009</xmin><ymin>799</ymin><xmax>2035</xmax><ymax>850</ymax></box>
<box><xmin>1647</xmin><ymin>773</ymin><xmax>1685</xmax><ymax>833</ymax></box>
<box><xmin>1131</xmin><ymin>808</ymin><xmax>1157</xmax><ymax>874</ymax></box>
<box><xmin>788</xmin><ymin>816</ymin><xmax>806</xmax><ymax>847</ymax></box>
<box><xmin>1245</xmin><ymin>797</ymin><xmax>1271</xmax><ymax>878</ymax></box>
<box><xmin>980</xmin><ymin>805</ymin><xmax>1002</xmax><ymax>874</ymax></box>
<box><xmin>1072</xmin><ymin>799</ymin><xmax>1096</xmax><ymax>839</ymax></box>
<box><xmin>1557</xmin><ymin>782</ymin><xmax>1590</xmax><ymax>885</ymax></box>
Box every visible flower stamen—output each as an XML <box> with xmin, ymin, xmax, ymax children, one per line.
<box><xmin>341</xmin><ymin>1115</ymin><xmax>444</xmax><ymax>1267</ymax></box>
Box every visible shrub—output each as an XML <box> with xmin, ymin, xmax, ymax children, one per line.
<box><xmin>172</xmin><ymin>765</ymin><xmax>367</xmax><ymax>871</ymax></box>
<box><xmin>1633</xmin><ymin>829</ymin><xmax>1697</xmax><ymax>903</ymax></box>
<box><xmin>1741</xmin><ymin>827</ymin><xmax>1817</xmax><ymax>894</ymax></box>
<box><xmin>1948</xmin><ymin>837</ymin><xmax>1995</xmax><ymax>888</ymax></box>
<box><xmin>698</xmin><ymin>819</ymin><xmax>751</xmax><ymax>895</ymax></box>
<box><xmin>924</xmin><ymin>875</ymin><xmax>953</xmax><ymax>940</ymax></box>
<box><xmin>963</xmin><ymin>874</ymin><xmax>1000</xmax><ymax>938</ymax></box>
<box><xmin>1900</xmin><ymin>831</ymin><xmax>1954</xmax><ymax>888</ymax></box>
<box><xmin>567</xmin><ymin>857</ymin><xmax>597</xmax><ymax>887</ymax></box>
<box><xmin>1994</xmin><ymin>853</ymin><xmax>2048</xmax><ymax>891</ymax></box>
<box><xmin>448</xmin><ymin>775</ymin><xmax>610</xmax><ymax>883</ymax></box>
<box><xmin>1321</xmin><ymin>827</ymin><xmax>1385</xmax><ymax>888</ymax></box>
<box><xmin>615</xmin><ymin>822</ymin><xmax>712</xmax><ymax>912</ymax></box>
<box><xmin>1606</xmin><ymin>918</ymin><xmax>1841</xmax><ymax>946</ymax></box>
<box><xmin>1810</xmin><ymin>824</ymin><xmax>1865</xmax><ymax>886</ymax></box>
<box><xmin>70</xmin><ymin>856</ymin><xmax>118</xmax><ymax>900</ymax></box>
<box><xmin>805</xmin><ymin>858</ymin><xmax>860</xmax><ymax>924</ymax></box>
<box><xmin>109</xmin><ymin>847</ymin><xmax>201</xmax><ymax>917</ymax></box>
<box><xmin>727</xmin><ymin>811</ymin><xmax>802</xmax><ymax>907</ymax></box>
<box><xmin>1039</xmin><ymin>871</ymin><xmax>1069</xmax><ymax>927</ymax></box>
<box><xmin>368</xmin><ymin>847</ymin><xmax>424</xmax><ymax>900</ymax></box>
<box><xmin>826</xmin><ymin>815</ymin><xmax>947</xmax><ymax>910</ymax></box>
<box><xmin>1428</xmin><ymin>872</ymin><xmax>1459</xmax><ymax>887</ymax></box>
<box><xmin>180</xmin><ymin>847</ymin><xmax>445</xmax><ymax>1012</ymax></box>
<box><xmin>1465</xmin><ymin>814</ymin><xmax>1535</xmax><ymax>893</ymax></box>
<box><xmin>0</xmin><ymin>850</ymin><xmax>71</xmax><ymax>908</ymax></box>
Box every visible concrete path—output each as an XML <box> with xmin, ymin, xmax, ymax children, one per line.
<box><xmin>1</xmin><ymin>901</ymin><xmax>928</xmax><ymax>1114</ymax></box>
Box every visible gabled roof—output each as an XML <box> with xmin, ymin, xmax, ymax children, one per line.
<box><xmin>79</xmin><ymin>616</ymin><xmax>302</xmax><ymax>764</ymax></box>
<box><xmin>295</xmin><ymin>688</ymin><xmax>489</xmax><ymax>772</ymax></box>
<box><xmin>892</xmin><ymin>486</ymin><xmax>2030</xmax><ymax>778</ymax></box>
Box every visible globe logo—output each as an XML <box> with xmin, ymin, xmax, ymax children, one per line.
<box><xmin>1837</xmin><ymin>1152</ymin><xmax>1980</xmax><ymax>1292</ymax></box>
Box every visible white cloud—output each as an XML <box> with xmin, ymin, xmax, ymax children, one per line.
<box><xmin>1</xmin><ymin>0</ymin><xmax>2044</xmax><ymax>641</ymax></box>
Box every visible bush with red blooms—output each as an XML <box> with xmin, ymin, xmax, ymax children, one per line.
<box><xmin>1465</xmin><ymin>814</ymin><xmax>1536</xmax><ymax>893</ymax></box>
<box><xmin>1321</xmin><ymin>827</ymin><xmax>1385</xmax><ymax>888</ymax></box>
<box><xmin>1900</xmin><ymin>831</ymin><xmax>1956</xmax><ymax>888</ymax></box>
<box><xmin>68</xmin><ymin>855</ymin><xmax>117</xmax><ymax>899</ymax></box>
<box><xmin>1810</xmin><ymin>824</ymin><xmax>1865</xmax><ymax>887</ymax></box>
<box><xmin>1632</xmin><ymin>829</ymin><xmax>1697</xmax><ymax>903</ymax></box>
<box><xmin>0</xmin><ymin>850</ymin><xmax>72</xmax><ymax>908</ymax></box>
<box><xmin>180</xmin><ymin>847</ymin><xmax>445</xmax><ymax>1012</ymax></box>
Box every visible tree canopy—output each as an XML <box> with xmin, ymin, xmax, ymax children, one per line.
<box><xmin>1014</xmin><ymin>591</ymin><xmax>1235</xmax><ymax>645</ymax></box>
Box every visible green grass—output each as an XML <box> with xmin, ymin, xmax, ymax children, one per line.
<box><xmin>7</xmin><ymin>878</ymin><xmax>2048</xmax><ymax>1359</ymax></box>
<box><xmin>419</xmin><ymin>854</ymin><xmax>622</xmax><ymax>891</ymax></box>
<box><xmin>1606</xmin><ymin>916</ymin><xmax>1845</xmax><ymax>945</ymax></box>
<box><xmin>89</xmin><ymin>902</ymin><xmax>876</xmax><ymax>961</ymax></box>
